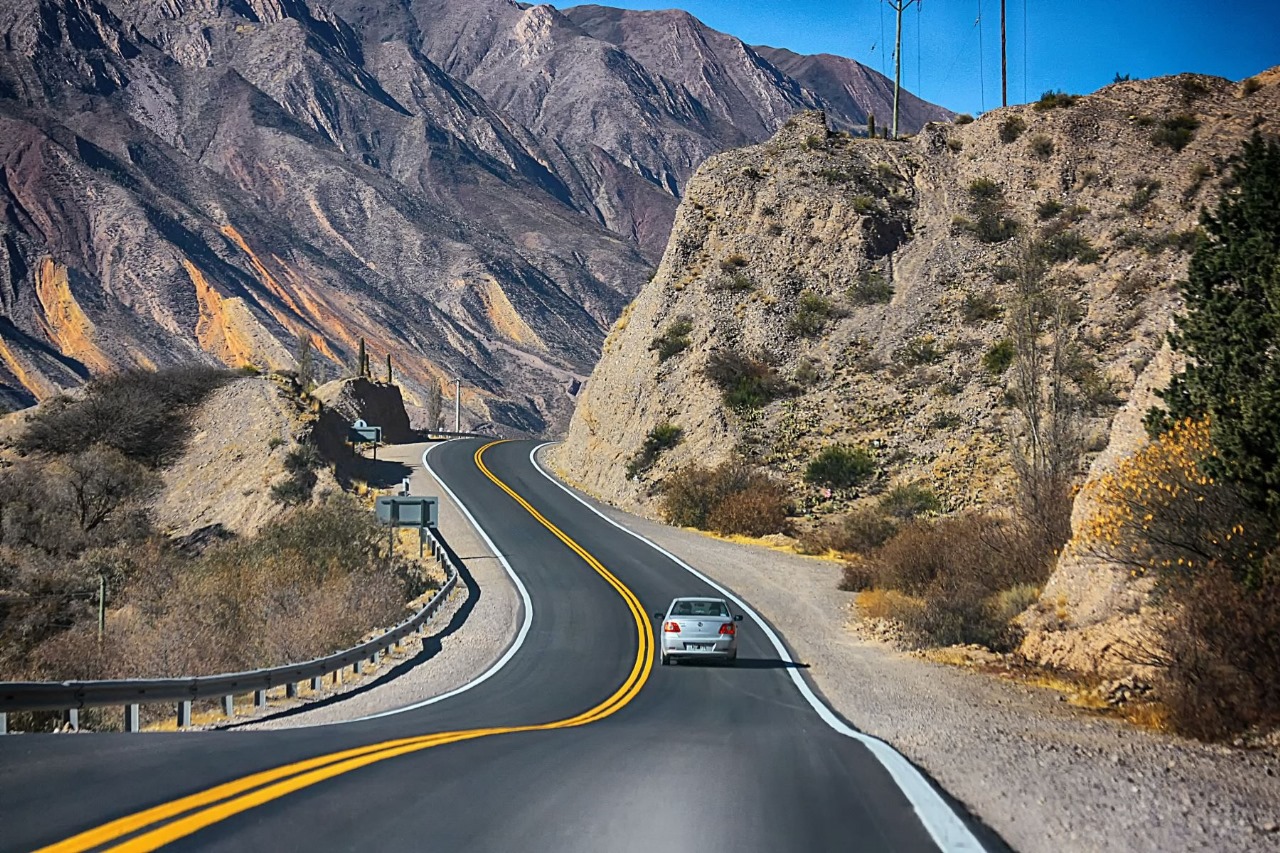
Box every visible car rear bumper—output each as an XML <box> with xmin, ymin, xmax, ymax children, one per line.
<box><xmin>660</xmin><ymin>637</ymin><xmax>737</xmax><ymax>658</ymax></box>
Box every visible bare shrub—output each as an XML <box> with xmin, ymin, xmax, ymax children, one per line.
<box><xmin>660</xmin><ymin>461</ymin><xmax>789</xmax><ymax>536</ymax></box>
<box><xmin>804</xmin><ymin>508</ymin><xmax>899</xmax><ymax>555</ymax></box>
<box><xmin>705</xmin><ymin>486</ymin><xmax>790</xmax><ymax>537</ymax></box>
<box><xmin>28</xmin><ymin>496</ymin><xmax>421</xmax><ymax>682</ymax></box>
<box><xmin>1162</xmin><ymin>571</ymin><xmax>1280</xmax><ymax>739</ymax></box>
<box><xmin>19</xmin><ymin>366</ymin><xmax>233</xmax><ymax>467</ymax></box>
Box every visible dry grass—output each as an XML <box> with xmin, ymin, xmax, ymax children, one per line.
<box><xmin>857</xmin><ymin>588</ymin><xmax>921</xmax><ymax>620</ymax></box>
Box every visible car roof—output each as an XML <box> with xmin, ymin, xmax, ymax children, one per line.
<box><xmin>670</xmin><ymin>596</ymin><xmax>729</xmax><ymax>604</ymax></box>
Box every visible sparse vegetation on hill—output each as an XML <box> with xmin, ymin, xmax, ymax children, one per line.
<box><xmin>554</xmin><ymin>75</ymin><xmax>1280</xmax><ymax>728</ymax></box>
<box><xmin>0</xmin><ymin>366</ymin><xmax>424</xmax><ymax>729</ymax></box>
<box><xmin>18</xmin><ymin>366</ymin><xmax>233</xmax><ymax>467</ymax></box>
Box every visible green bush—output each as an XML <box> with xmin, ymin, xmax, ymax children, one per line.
<box><xmin>852</xmin><ymin>195</ymin><xmax>875</xmax><ymax>213</ymax></box>
<box><xmin>961</xmin><ymin>290</ymin><xmax>1002</xmax><ymax>324</ymax></box>
<box><xmin>895</xmin><ymin>335</ymin><xmax>942</xmax><ymax>366</ymax></box>
<box><xmin>650</xmin><ymin>316</ymin><xmax>695</xmax><ymax>361</ymax></box>
<box><xmin>966</xmin><ymin>177</ymin><xmax>1004</xmax><ymax>204</ymax></box>
<box><xmin>805</xmin><ymin>444</ymin><xmax>875</xmax><ymax>489</ymax></box>
<box><xmin>998</xmin><ymin>115</ymin><xmax>1026</xmax><ymax>144</ymax></box>
<box><xmin>970</xmin><ymin>215</ymin><xmax>1020</xmax><ymax>243</ymax></box>
<box><xmin>1035</xmin><ymin>199</ymin><xmax>1064</xmax><ymax>220</ymax></box>
<box><xmin>1121</xmin><ymin>177</ymin><xmax>1162</xmax><ymax>213</ymax></box>
<box><xmin>1034</xmin><ymin>90</ymin><xmax>1078</xmax><ymax>110</ymax></box>
<box><xmin>982</xmin><ymin>339</ymin><xmax>1016</xmax><ymax>375</ymax></box>
<box><xmin>1152</xmin><ymin>114</ymin><xmax>1201</xmax><ymax>152</ymax></box>
<box><xmin>719</xmin><ymin>254</ymin><xmax>749</xmax><ymax>272</ymax></box>
<box><xmin>1242</xmin><ymin>77</ymin><xmax>1262</xmax><ymax>96</ymax></box>
<box><xmin>626</xmin><ymin>422</ymin><xmax>684</xmax><ymax>478</ymax></box>
<box><xmin>705</xmin><ymin>350</ymin><xmax>791</xmax><ymax>409</ymax></box>
<box><xmin>1033</xmin><ymin>230</ymin><xmax>1101</xmax><ymax>264</ymax></box>
<box><xmin>818</xmin><ymin>168</ymin><xmax>852</xmax><ymax>184</ymax></box>
<box><xmin>742</xmin><ymin>167</ymin><xmax>762</xmax><ymax>181</ymax></box>
<box><xmin>849</xmin><ymin>271</ymin><xmax>894</xmax><ymax>305</ymax></box>
<box><xmin>1029</xmin><ymin>134</ymin><xmax>1055</xmax><ymax>160</ymax></box>
<box><xmin>954</xmin><ymin>113</ymin><xmax>975</xmax><ymax>125</ymax></box>
<box><xmin>879</xmin><ymin>484</ymin><xmax>941</xmax><ymax>519</ymax></box>
<box><xmin>713</xmin><ymin>272</ymin><xmax>756</xmax><ymax>292</ymax></box>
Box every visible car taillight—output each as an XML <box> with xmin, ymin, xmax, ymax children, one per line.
<box><xmin>719</xmin><ymin>622</ymin><xmax>736</xmax><ymax>636</ymax></box>
<box><xmin>663</xmin><ymin>621</ymin><xmax>681</xmax><ymax>633</ymax></box>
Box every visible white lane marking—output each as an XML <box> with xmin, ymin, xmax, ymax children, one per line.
<box><xmin>528</xmin><ymin>444</ymin><xmax>986</xmax><ymax>853</ymax></box>
<box><xmin>311</xmin><ymin>441</ymin><xmax>535</xmax><ymax>726</ymax></box>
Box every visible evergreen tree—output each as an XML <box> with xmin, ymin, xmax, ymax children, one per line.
<box><xmin>357</xmin><ymin>338</ymin><xmax>367</xmax><ymax>378</ymax></box>
<box><xmin>1149</xmin><ymin>132</ymin><xmax>1280</xmax><ymax>516</ymax></box>
<box><xmin>386</xmin><ymin>353</ymin><xmax>393</xmax><ymax>384</ymax></box>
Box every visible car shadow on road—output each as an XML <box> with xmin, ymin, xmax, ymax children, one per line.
<box><xmin>675</xmin><ymin>658</ymin><xmax>810</xmax><ymax>669</ymax></box>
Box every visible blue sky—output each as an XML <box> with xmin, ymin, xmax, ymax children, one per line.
<box><xmin>565</xmin><ymin>1</ymin><xmax>1280</xmax><ymax>116</ymax></box>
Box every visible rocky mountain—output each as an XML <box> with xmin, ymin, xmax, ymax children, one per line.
<box><xmin>551</xmin><ymin>69</ymin><xmax>1280</xmax><ymax>672</ymax></box>
<box><xmin>0</xmin><ymin>0</ymin><xmax>949</xmax><ymax>432</ymax></box>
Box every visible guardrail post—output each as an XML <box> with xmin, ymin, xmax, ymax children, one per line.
<box><xmin>354</xmin><ymin>660</ymin><xmax>363</xmax><ymax>675</ymax></box>
<box><xmin>253</xmin><ymin>690</ymin><xmax>266</xmax><ymax>708</ymax></box>
<box><xmin>222</xmin><ymin>695</ymin><xmax>235</xmax><ymax>717</ymax></box>
<box><xmin>369</xmin><ymin>651</ymin><xmax>378</xmax><ymax>666</ymax></box>
<box><xmin>66</xmin><ymin>708</ymin><xmax>79</xmax><ymax>732</ymax></box>
<box><xmin>286</xmin><ymin>682</ymin><xmax>298</xmax><ymax>699</ymax></box>
<box><xmin>177</xmin><ymin>701</ymin><xmax>192</xmax><ymax>728</ymax></box>
<box><xmin>310</xmin><ymin>676</ymin><xmax>322</xmax><ymax>692</ymax></box>
<box><xmin>1</xmin><ymin>712</ymin><xmax>8</xmax><ymax>734</ymax></box>
<box><xmin>124</xmin><ymin>704</ymin><xmax>140</xmax><ymax>733</ymax></box>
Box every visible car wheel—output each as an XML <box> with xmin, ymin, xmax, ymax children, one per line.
<box><xmin>660</xmin><ymin>654</ymin><xmax>670</xmax><ymax>666</ymax></box>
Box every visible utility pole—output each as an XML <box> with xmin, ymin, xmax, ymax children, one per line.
<box><xmin>1000</xmin><ymin>0</ymin><xmax>1008</xmax><ymax>107</ymax></box>
<box><xmin>886</xmin><ymin>0</ymin><xmax>919</xmax><ymax>139</ymax></box>
<box><xmin>452</xmin><ymin>378</ymin><xmax>461</xmax><ymax>433</ymax></box>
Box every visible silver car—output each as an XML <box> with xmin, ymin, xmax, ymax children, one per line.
<box><xmin>655</xmin><ymin>597</ymin><xmax>742</xmax><ymax>665</ymax></box>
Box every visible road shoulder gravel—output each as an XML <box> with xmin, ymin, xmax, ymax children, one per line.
<box><xmin>547</xmin><ymin>471</ymin><xmax>1280</xmax><ymax>853</ymax></box>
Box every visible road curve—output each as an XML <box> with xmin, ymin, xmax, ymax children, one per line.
<box><xmin>0</xmin><ymin>439</ymin><xmax>996</xmax><ymax>852</ymax></box>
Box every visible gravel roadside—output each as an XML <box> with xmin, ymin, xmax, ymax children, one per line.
<box><xmin>226</xmin><ymin>442</ymin><xmax>521</xmax><ymax>731</ymax></box>
<box><xmin>542</xmin><ymin>466</ymin><xmax>1280</xmax><ymax>853</ymax></box>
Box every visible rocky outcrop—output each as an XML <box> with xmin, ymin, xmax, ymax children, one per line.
<box><xmin>312</xmin><ymin>376</ymin><xmax>413</xmax><ymax>463</ymax></box>
<box><xmin>554</xmin><ymin>70</ymin><xmax>1280</xmax><ymax>675</ymax></box>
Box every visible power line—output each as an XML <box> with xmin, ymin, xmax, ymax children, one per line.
<box><xmin>1023</xmin><ymin>0</ymin><xmax>1029</xmax><ymax>103</ymax></box>
<box><xmin>976</xmin><ymin>0</ymin><xmax>986</xmax><ymax>113</ymax></box>
<box><xmin>879</xmin><ymin>1</ymin><xmax>887</xmax><ymax>77</ymax></box>
<box><xmin>916</xmin><ymin>0</ymin><xmax>922</xmax><ymax>96</ymax></box>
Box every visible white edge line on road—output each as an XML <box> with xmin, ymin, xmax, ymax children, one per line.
<box><xmin>528</xmin><ymin>443</ymin><xmax>986</xmax><ymax>853</ymax></box>
<box><xmin>311</xmin><ymin>441</ymin><xmax>535</xmax><ymax>726</ymax></box>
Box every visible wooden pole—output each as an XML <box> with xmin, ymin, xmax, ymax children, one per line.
<box><xmin>1001</xmin><ymin>0</ymin><xmax>1008</xmax><ymax>107</ymax></box>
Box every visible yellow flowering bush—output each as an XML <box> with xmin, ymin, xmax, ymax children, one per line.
<box><xmin>1076</xmin><ymin>417</ymin><xmax>1262</xmax><ymax>580</ymax></box>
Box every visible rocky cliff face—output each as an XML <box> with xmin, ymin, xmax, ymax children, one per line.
<box><xmin>0</xmin><ymin>0</ymin><xmax>949</xmax><ymax>433</ymax></box>
<box><xmin>553</xmin><ymin>70</ymin><xmax>1280</xmax><ymax>673</ymax></box>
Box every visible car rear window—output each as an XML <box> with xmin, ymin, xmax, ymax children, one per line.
<box><xmin>671</xmin><ymin>601</ymin><xmax>729</xmax><ymax>617</ymax></box>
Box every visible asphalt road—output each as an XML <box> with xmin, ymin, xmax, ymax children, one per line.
<box><xmin>0</xmin><ymin>439</ymin><xmax>995</xmax><ymax>852</ymax></box>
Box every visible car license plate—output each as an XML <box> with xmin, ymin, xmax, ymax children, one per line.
<box><xmin>685</xmin><ymin>643</ymin><xmax>713</xmax><ymax>651</ymax></box>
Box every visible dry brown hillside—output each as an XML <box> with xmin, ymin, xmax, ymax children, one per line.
<box><xmin>555</xmin><ymin>71</ymin><xmax>1280</xmax><ymax>516</ymax></box>
<box><xmin>553</xmin><ymin>70</ymin><xmax>1280</xmax><ymax>682</ymax></box>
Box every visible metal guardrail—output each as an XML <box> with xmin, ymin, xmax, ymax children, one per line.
<box><xmin>0</xmin><ymin>526</ymin><xmax>461</xmax><ymax>734</ymax></box>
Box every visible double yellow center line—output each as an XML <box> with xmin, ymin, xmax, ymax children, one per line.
<box><xmin>39</xmin><ymin>441</ymin><xmax>654</xmax><ymax>852</ymax></box>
